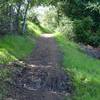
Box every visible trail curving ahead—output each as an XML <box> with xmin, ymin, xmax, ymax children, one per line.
<box><xmin>7</xmin><ymin>34</ymin><xmax>72</xmax><ymax>100</ymax></box>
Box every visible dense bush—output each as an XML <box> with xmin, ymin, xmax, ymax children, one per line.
<box><xmin>73</xmin><ymin>17</ymin><xmax>93</xmax><ymax>43</ymax></box>
<box><xmin>56</xmin><ymin>16</ymin><xmax>74</xmax><ymax>39</ymax></box>
<box><xmin>89</xmin><ymin>35</ymin><xmax>100</xmax><ymax>47</ymax></box>
<box><xmin>73</xmin><ymin>16</ymin><xmax>100</xmax><ymax>47</ymax></box>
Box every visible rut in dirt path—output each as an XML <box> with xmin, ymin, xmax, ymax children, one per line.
<box><xmin>7</xmin><ymin>34</ymin><xmax>72</xmax><ymax>100</ymax></box>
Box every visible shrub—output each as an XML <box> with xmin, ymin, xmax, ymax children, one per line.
<box><xmin>73</xmin><ymin>17</ymin><xmax>94</xmax><ymax>43</ymax></box>
<box><xmin>56</xmin><ymin>16</ymin><xmax>74</xmax><ymax>39</ymax></box>
<box><xmin>89</xmin><ymin>35</ymin><xmax>100</xmax><ymax>47</ymax></box>
<box><xmin>73</xmin><ymin>16</ymin><xmax>100</xmax><ymax>47</ymax></box>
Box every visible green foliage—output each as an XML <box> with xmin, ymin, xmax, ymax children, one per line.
<box><xmin>73</xmin><ymin>16</ymin><xmax>100</xmax><ymax>46</ymax></box>
<box><xmin>37</xmin><ymin>6</ymin><xmax>57</xmax><ymax>31</ymax></box>
<box><xmin>27</xmin><ymin>21</ymin><xmax>50</xmax><ymax>36</ymax></box>
<box><xmin>86</xmin><ymin>1</ymin><xmax>100</xmax><ymax>13</ymax></box>
<box><xmin>89</xmin><ymin>35</ymin><xmax>100</xmax><ymax>47</ymax></box>
<box><xmin>43</xmin><ymin>7</ymin><xmax>57</xmax><ymax>31</ymax></box>
<box><xmin>82</xmin><ymin>17</ymin><xmax>94</xmax><ymax>30</ymax></box>
<box><xmin>56</xmin><ymin>16</ymin><xmax>74</xmax><ymax>39</ymax></box>
<box><xmin>73</xmin><ymin>17</ymin><xmax>93</xmax><ymax>43</ymax></box>
<box><xmin>86</xmin><ymin>1</ymin><xmax>100</xmax><ymax>33</ymax></box>
<box><xmin>0</xmin><ymin>35</ymin><xmax>34</xmax><ymax>64</ymax></box>
<box><xmin>30</xmin><ymin>4</ymin><xmax>99</xmax><ymax>47</ymax></box>
<box><xmin>56</xmin><ymin>33</ymin><xmax>100</xmax><ymax>100</ymax></box>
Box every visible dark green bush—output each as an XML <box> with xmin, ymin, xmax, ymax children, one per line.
<box><xmin>73</xmin><ymin>16</ymin><xmax>100</xmax><ymax>47</ymax></box>
<box><xmin>73</xmin><ymin>17</ymin><xmax>93</xmax><ymax>43</ymax></box>
<box><xmin>82</xmin><ymin>16</ymin><xmax>94</xmax><ymax>30</ymax></box>
<box><xmin>89</xmin><ymin>35</ymin><xmax>100</xmax><ymax>47</ymax></box>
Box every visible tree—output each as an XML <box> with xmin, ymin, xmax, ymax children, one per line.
<box><xmin>22</xmin><ymin>0</ymin><xmax>32</xmax><ymax>33</ymax></box>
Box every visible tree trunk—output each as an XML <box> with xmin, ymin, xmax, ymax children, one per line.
<box><xmin>57</xmin><ymin>9</ymin><xmax>60</xmax><ymax>25</ymax></box>
<box><xmin>22</xmin><ymin>2</ymin><xmax>30</xmax><ymax>34</ymax></box>
<box><xmin>15</xmin><ymin>3</ymin><xmax>21</xmax><ymax>33</ymax></box>
<box><xmin>10</xmin><ymin>5</ymin><xmax>14</xmax><ymax>33</ymax></box>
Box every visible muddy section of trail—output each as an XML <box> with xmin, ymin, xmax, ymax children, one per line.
<box><xmin>6</xmin><ymin>34</ymin><xmax>73</xmax><ymax>100</ymax></box>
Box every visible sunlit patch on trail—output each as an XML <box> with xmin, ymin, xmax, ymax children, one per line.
<box><xmin>41</xmin><ymin>34</ymin><xmax>55</xmax><ymax>38</ymax></box>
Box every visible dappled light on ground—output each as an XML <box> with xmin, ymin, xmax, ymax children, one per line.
<box><xmin>41</xmin><ymin>34</ymin><xmax>55</xmax><ymax>38</ymax></box>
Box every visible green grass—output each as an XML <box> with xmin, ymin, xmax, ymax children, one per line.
<box><xmin>0</xmin><ymin>35</ymin><xmax>34</xmax><ymax>64</ymax></box>
<box><xmin>27</xmin><ymin>21</ymin><xmax>42</xmax><ymax>36</ymax></box>
<box><xmin>55</xmin><ymin>33</ymin><xmax>100</xmax><ymax>100</ymax></box>
<box><xmin>27</xmin><ymin>21</ymin><xmax>51</xmax><ymax>37</ymax></box>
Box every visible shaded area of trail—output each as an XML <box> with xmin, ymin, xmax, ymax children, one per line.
<box><xmin>7</xmin><ymin>34</ymin><xmax>72</xmax><ymax>100</ymax></box>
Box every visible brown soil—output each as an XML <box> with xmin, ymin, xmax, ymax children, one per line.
<box><xmin>6</xmin><ymin>34</ymin><xmax>72</xmax><ymax>100</ymax></box>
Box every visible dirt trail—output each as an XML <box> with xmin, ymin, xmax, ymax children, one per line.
<box><xmin>26</xmin><ymin>34</ymin><xmax>60</xmax><ymax>67</ymax></box>
<box><xmin>7</xmin><ymin>34</ymin><xmax>72</xmax><ymax>100</ymax></box>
